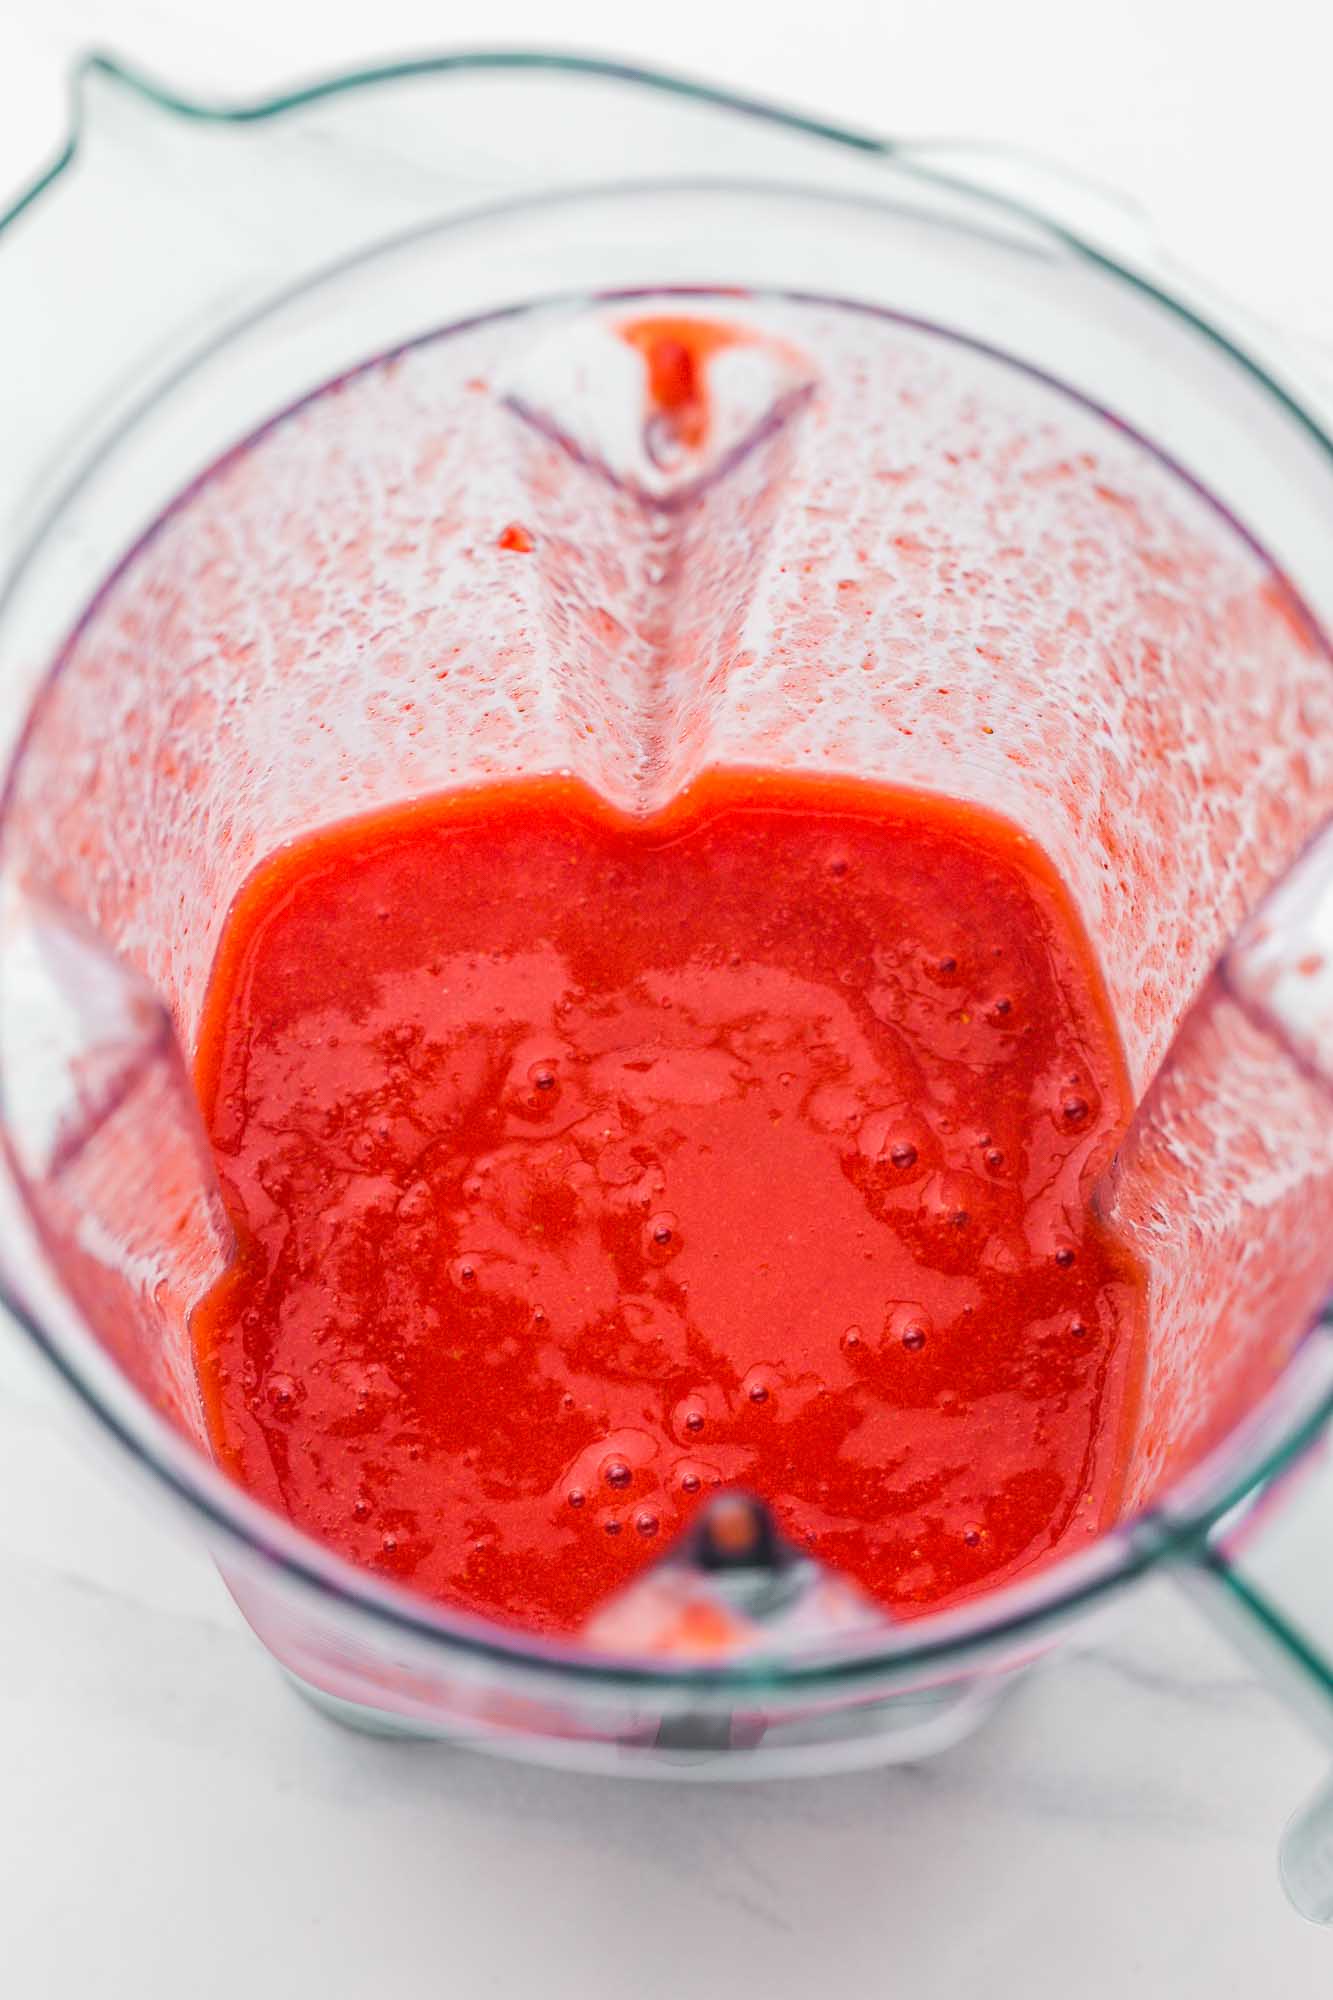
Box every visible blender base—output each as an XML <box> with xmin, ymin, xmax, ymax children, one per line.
<box><xmin>281</xmin><ymin>1665</ymin><xmax>1019</xmax><ymax>1778</ymax></box>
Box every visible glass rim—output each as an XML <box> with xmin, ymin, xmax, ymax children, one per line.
<box><xmin>2</xmin><ymin>45</ymin><xmax>1332</xmax><ymax>1697</ymax></box>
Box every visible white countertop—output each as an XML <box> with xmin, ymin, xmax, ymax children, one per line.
<box><xmin>3</xmin><ymin>3</ymin><xmax>1333</xmax><ymax>1993</ymax></box>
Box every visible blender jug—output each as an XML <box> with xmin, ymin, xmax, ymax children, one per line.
<box><xmin>4</xmin><ymin>50</ymin><xmax>1333</xmax><ymax>1876</ymax></box>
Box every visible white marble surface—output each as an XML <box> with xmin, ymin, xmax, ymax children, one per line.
<box><xmin>3</xmin><ymin>2</ymin><xmax>1333</xmax><ymax>1994</ymax></box>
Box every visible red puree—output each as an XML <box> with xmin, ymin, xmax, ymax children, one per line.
<box><xmin>192</xmin><ymin>773</ymin><xmax>1142</xmax><ymax>1634</ymax></box>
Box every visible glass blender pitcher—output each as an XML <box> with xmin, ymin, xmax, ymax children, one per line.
<box><xmin>4</xmin><ymin>49</ymin><xmax>1333</xmax><ymax>1904</ymax></box>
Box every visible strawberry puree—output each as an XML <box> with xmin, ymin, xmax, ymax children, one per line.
<box><xmin>192</xmin><ymin>771</ymin><xmax>1142</xmax><ymax>1634</ymax></box>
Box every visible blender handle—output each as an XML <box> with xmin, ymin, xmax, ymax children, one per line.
<box><xmin>894</xmin><ymin>137</ymin><xmax>1163</xmax><ymax>267</ymax></box>
<box><xmin>1170</xmin><ymin>798</ymin><xmax>1333</xmax><ymax>1923</ymax></box>
<box><xmin>1147</xmin><ymin>824</ymin><xmax>1333</xmax><ymax>1924</ymax></box>
<box><xmin>897</xmin><ymin>137</ymin><xmax>1333</xmax><ymax>437</ymax></box>
<box><xmin>1172</xmin><ymin>1421</ymin><xmax>1333</xmax><ymax>1925</ymax></box>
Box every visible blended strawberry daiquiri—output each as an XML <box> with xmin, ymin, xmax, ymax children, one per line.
<box><xmin>192</xmin><ymin>771</ymin><xmax>1142</xmax><ymax>1635</ymax></box>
